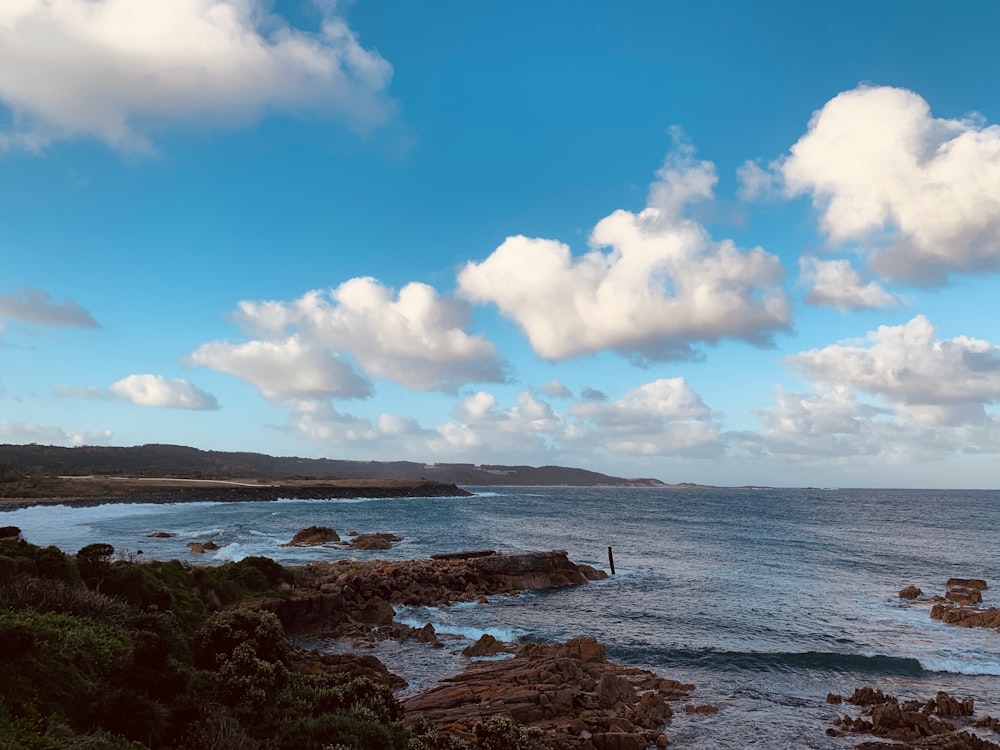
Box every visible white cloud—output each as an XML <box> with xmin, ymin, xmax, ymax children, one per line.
<box><xmin>779</xmin><ymin>85</ymin><xmax>1000</xmax><ymax>284</ymax></box>
<box><xmin>286</xmin><ymin>400</ymin><xmax>381</xmax><ymax>443</ymax></box>
<box><xmin>737</xmin><ymin>160</ymin><xmax>779</xmax><ymax>201</ymax></box>
<box><xmin>799</xmin><ymin>257</ymin><xmax>898</xmax><ymax>310</ymax></box>
<box><xmin>0</xmin><ymin>420</ymin><xmax>111</xmax><ymax>446</ymax></box>
<box><xmin>108</xmin><ymin>373</ymin><xmax>219</xmax><ymax>410</ymax></box>
<box><xmin>229</xmin><ymin>278</ymin><xmax>505</xmax><ymax>392</ymax></box>
<box><xmin>0</xmin><ymin>288</ymin><xmax>98</xmax><ymax>327</ymax></box>
<box><xmin>189</xmin><ymin>336</ymin><xmax>372</xmax><ymax>403</ymax></box>
<box><xmin>788</xmin><ymin>315</ymin><xmax>1000</xmax><ymax>425</ymax></box>
<box><xmin>568</xmin><ymin>378</ymin><xmax>722</xmax><ymax>457</ymax></box>
<box><xmin>458</xmin><ymin>145</ymin><xmax>790</xmax><ymax>362</ymax></box>
<box><xmin>0</xmin><ymin>0</ymin><xmax>393</xmax><ymax>151</ymax></box>
<box><xmin>747</xmin><ymin>385</ymin><xmax>1000</xmax><ymax>463</ymax></box>
<box><xmin>540</xmin><ymin>380</ymin><xmax>571</xmax><ymax>398</ymax></box>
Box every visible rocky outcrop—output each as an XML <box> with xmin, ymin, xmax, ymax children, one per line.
<box><xmin>282</xmin><ymin>526</ymin><xmax>341</xmax><ymax>546</ymax></box>
<box><xmin>269</xmin><ymin>550</ymin><xmax>608</xmax><ymax>633</ymax></box>
<box><xmin>947</xmin><ymin>587</ymin><xmax>983</xmax><ymax>606</ymax></box>
<box><xmin>900</xmin><ymin>585</ymin><xmax>923</xmax><ymax>599</ymax></box>
<box><xmin>187</xmin><ymin>541</ymin><xmax>220</xmax><ymax>553</ymax></box>
<box><xmin>348</xmin><ymin>533</ymin><xmax>402</xmax><ymax>550</ymax></box>
<box><xmin>931</xmin><ymin>604</ymin><xmax>1000</xmax><ymax>630</ymax></box>
<box><xmin>462</xmin><ymin>634</ymin><xmax>512</xmax><ymax>658</ymax></box>
<box><xmin>826</xmin><ymin>688</ymin><xmax>999</xmax><ymax>749</ymax></box>
<box><xmin>948</xmin><ymin>578</ymin><xmax>988</xmax><ymax>590</ymax></box>
<box><xmin>403</xmin><ymin>637</ymin><xmax>692</xmax><ymax>750</ymax></box>
<box><xmin>288</xmin><ymin>646</ymin><xmax>407</xmax><ymax>689</ymax></box>
<box><xmin>900</xmin><ymin>578</ymin><xmax>1000</xmax><ymax>634</ymax></box>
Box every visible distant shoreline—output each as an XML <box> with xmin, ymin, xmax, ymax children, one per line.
<box><xmin>0</xmin><ymin>475</ymin><xmax>472</xmax><ymax>510</ymax></box>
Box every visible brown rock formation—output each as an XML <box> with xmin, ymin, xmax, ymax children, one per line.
<box><xmin>403</xmin><ymin>637</ymin><xmax>692</xmax><ymax>750</ymax></box>
<box><xmin>463</xmin><ymin>634</ymin><xmax>511</xmax><ymax>657</ymax></box>
<box><xmin>187</xmin><ymin>541</ymin><xmax>220</xmax><ymax>553</ymax></box>
<box><xmin>349</xmin><ymin>532</ymin><xmax>402</xmax><ymax>550</ymax></box>
<box><xmin>900</xmin><ymin>585</ymin><xmax>923</xmax><ymax>599</ymax></box>
<box><xmin>282</xmin><ymin>525</ymin><xmax>340</xmax><ymax>546</ymax></box>
<box><xmin>948</xmin><ymin>578</ymin><xmax>988</xmax><ymax>590</ymax></box>
<box><xmin>269</xmin><ymin>550</ymin><xmax>608</xmax><ymax>633</ymax></box>
<box><xmin>827</xmin><ymin>689</ymin><xmax>998</xmax><ymax>749</ymax></box>
<box><xmin>146</xmin><ymin>531</ymin><xmax>173</xmax><ymax>538</ymax></box>
<box><xmin>947</xmin><ymin>587</ymin><xmax>984</xmax><ymax>606</ymax></box>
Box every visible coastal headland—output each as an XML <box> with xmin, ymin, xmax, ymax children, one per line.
<box><xmin>0</xmin><ymin>474</ymin><xmax>471</xmax><ymax>509</ymax></box>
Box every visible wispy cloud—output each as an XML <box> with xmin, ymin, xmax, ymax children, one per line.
<box><xmin>0</xmin><ymin>288</ymin><xmax>98</xmax><ymax>328</ymax></box>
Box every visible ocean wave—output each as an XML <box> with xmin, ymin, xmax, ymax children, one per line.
<box><xmin>653</xmin><ymin>648</ymin><xmax>927</xmax><ymax>676</ymax></box>
<box><xmin>918</xmin><ymin>657</ymin><xmax>1000</xmax><ymax>676</ymax></box>
<box><xmin>393</xmin><ymin>612</ymin><xmax>522</xmax><ymax>644</ymax></box>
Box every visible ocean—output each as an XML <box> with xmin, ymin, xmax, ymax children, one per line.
<box><xmin>6</xmin><ymin>486</ymin><xmax>1000</xmax><ymax>748</ymax></box>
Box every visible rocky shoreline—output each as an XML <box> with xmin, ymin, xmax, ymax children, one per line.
<box><xmin>266</xmin><ymin>546</ymin><xmax>1000</xmax><ymax>749</ymax></box>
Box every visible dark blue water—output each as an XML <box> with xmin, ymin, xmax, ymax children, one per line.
<box><xmin>8</xmin><ymin>486</ymin><xmax>1000</xmax><ymax>748</ymax></box>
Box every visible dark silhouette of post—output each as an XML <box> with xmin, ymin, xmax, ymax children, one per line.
<box><xmin>608</xmin><ymin>546</ymin><xmax>616</xmax><ymax>575</ymax></box>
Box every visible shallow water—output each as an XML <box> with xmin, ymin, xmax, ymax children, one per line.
<box><xmin>8</xmin><ymin>486</ymin><xmax>1000</xmax><ymax>748</ymax></box>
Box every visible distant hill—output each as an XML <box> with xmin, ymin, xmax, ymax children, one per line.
<box><xmin>0</xmin><ymin>443</ymin><xmax>665</xmax><ymax>487</ymax></box>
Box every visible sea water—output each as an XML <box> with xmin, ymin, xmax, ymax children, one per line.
<box><xmin>6</xmin><ymin>486</ymin><xmax>1000</xmax><ymax>748</ymax></box>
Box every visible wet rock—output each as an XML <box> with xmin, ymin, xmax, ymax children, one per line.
<box><xmin>432</xmin><ymin>550</ymin><xmax>497</xmax><ymax>560</ymax></box>
<box><xmin>947</xmin><ymin>578</ymin><xmax>988</xmax><ymax>590</ymax></box>
<box><xmin>146</xmin><ymin>531</ymin><xmax>173</xmax><ymax>538</ymax></box>
<box><xmin>275</xmin><ymin>550</ymin><xmax>609</xmax><ymax>632</ymax></box>
<box><xmin>187</xmin><ymin>541</ymin><xmax>220</xmax><ymax>553</ymax></box>
<box><xmin>900</xmin><ymin>585</ymin><xmax>923</xmax><ymax>599</ymax></box>
<box><xmin>349</xmin><ymin>533</ymin><xmax>402</xmax><ymax>550</ymax></box>
<box><xmin>403</xmin><ymin>637</ymin><xmax>693</xmax><ymax>749</ymax></box>
<box><xmin>684</xmin><ymin>704</ymin><xmax>719</xmax><ymax>715</ymax></box>
<box><xmin>947</xmin><ymin>587</ymin><xmax>983</xmax><ymax>605</ymax></box>
<box><xmin>282</xmin><ymin>525</ymin><xmax>340</xmax><ymax>547</ymax></box>
<box><xmin>831</xmin><ymin>689</ymin><xmax>995</xmax><ymax>749</ymax></box>
<box><xmin>463</xmin><ymin>633</ymin><xmax>508</xmax><ymax>657</ymax></box>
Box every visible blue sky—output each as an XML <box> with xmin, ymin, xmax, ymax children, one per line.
<box><xmin>2</xmin><ymin>1</ymin><xmax>1000</xmax><ymax>488</ymax></box>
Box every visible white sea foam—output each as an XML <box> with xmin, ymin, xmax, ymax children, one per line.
<box><xmin>919</xmin><ymin>657</ymin><xmax>1000</xmax><ymax>676</ymax></box>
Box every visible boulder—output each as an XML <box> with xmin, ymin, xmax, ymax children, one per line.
<box><xmin>350</xmin><ymin>533</ymin><xmax>401</xmax><ymax>550</ymax></box>
<box><xmin>146</xmin><ymin>531</ymin><xmax>173</xmax><ymax>538</ymax></box>
<box><xmin>0</xmin><ymin>526</ymin><xmax>23</xmax><ymax>540</ymax></box>
<box><xmin>282</xmin><ymin>526</ymin><xmax>340</xmax><ymax>547</ymax></box>
<box><xmin>187</xmin><ymin>541</ymin><xmax>220</xmax><ymax>554</ymax></box>
<box><xmin>463</xmin><ymin>633</ymin><xmax>507</xmax><ymax>657</ymax></box>
<box><xmin>899</xmin><ymin>585</ymin><xmax>922</xmax><ymax>599</ymax></box>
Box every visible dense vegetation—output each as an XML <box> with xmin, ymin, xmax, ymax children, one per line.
<box><xmin>0</xmin><ymin>533</ymin><xmax>548</xmax><ymax>750</ymax></box>
<box><xmin>0</xmin><ymin>443</ymin><xmax>662</xmax><ymax>486</ymax></box>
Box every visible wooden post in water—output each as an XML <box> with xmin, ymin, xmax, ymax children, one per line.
<box><xmin>607</xmin><ymin>546</ymin><xmax>616</xmax><ymax>575</ymax></box>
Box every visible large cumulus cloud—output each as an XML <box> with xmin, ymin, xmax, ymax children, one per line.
<box><xmin>458</xmin><ymin>146</ymin><xmax>791</xmax><ymax>362</ymax></box>
<box><xmin>777</xmin><ymin>85</ymin><xmax>1000</xmax><ymax>285</ymax></box>
<box><xmin>190</xmin><ymin>277</ymin><xmax>505</xmax><ymax>412</ymax></box>
<box><xmin>0</xmin><ymin>0</ymin><xmax>393</xmax><ymax>151</ymax></box>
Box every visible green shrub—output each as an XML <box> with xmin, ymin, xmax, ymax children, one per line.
<box><xmin>471</xmin><ymin>716</ymin><xmax>549</xmax><ymax>750</ymax></box>
<box><xmin>0</xmin><ymin>609</ymin><xmax>134</xmax><ymax>725</ymax></box>
<box><xmin>0</xmin><ymin>574</ymin><xmax>132</xmax><ymax>624</ymax></box>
